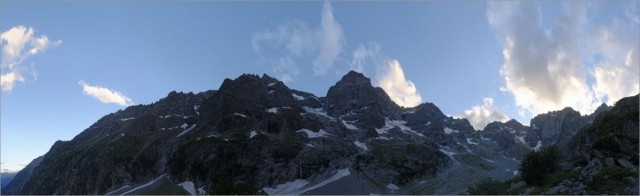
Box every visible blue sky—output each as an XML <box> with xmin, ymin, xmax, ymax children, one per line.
<box><xmin>1</xmin><ymin>1</ymin><xmax>638</xmax><ymax>172</ymax></box>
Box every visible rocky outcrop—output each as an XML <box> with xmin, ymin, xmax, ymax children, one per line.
<box><xmin>324</xmin><ymin>71</ymin><xmax>401</xmax><ymax>129</ymax></box>
<box><xmin>569</xmin><ymin>94</ymin><xmax>639</xmax><ymax>166</ymax></box>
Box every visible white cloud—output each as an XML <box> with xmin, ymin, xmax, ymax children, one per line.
<box><xmin>313</xmin><ymin>1</ymin><xmax>345</xmax><ymax>75</ymax></box>
<box><xmin>1</xmin><ymin>26</ymin><xmax>61</xmax><ymax>92</ymax></box>
<box><xmin>589</xmin><ymin>21</ymin><xmax>640</xmax><ymax>105</ymax></box>
<box><xmin>351</xmin><ymin>43</ymin><xmax>383</xmax><ymax>73</ymax></box>
<box><xmin>272</xmin><ymin>56</ymin><xmax>300</xmax><ymax>83</ymax></box>
<box><xmin>487</xmin><ymin>2</ymin><xmax>638</xmax><ymax>115</ymax></box>
<box><xmin>460</xmin><ymin>98</ymin><xmax>510</xmax><ymax>130</ymax></box>
<box><xmin>348</xmin><ymin>43</ymin><xmax>423</xmax><ymax>108</ymax></box>
<box><xmin>0</xmin><ymin>71</ymin><xmax>25</xmax><ymax>92</ymax></box>
<box><xmin>252</xmin><ymin>1</ymin><xmax>344</xmax><ymax>81</ymax></box>
<box><xmin>378</xmin><ymin>60</ymin><xmax>422</xmax><ymax>107</ymax></box>
<box><xmin>79</xmin><ymin>80</ymin><xmax>134</xmax><ymax>106</ymax></box>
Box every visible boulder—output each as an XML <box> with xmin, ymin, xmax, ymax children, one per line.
<box><xmin>508</xmin><ymin>181</ymin><xmax>526</xmax><ymax>191</ymax></box>
<box><xmin>580</xmin><ymin>159</ymin><xmax>602</xmax><ymax>182</ymax></box>
<box><xmin>605</xmin><ymin>158</ymin><xmax>615</xmax><ymax>167</ymax></box>
<box><xmin>618</xmin><ymin>158</ymin><xmax>635</xmax><ymax>169</ymax></box>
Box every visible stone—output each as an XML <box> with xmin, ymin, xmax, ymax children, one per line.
<box><xmin>509</xmin><ymin>181</ymin><xmax>526</xmax><ymax>191</ymax></box>
<box><xmin>618</xmin><ymin>158</ymin><xmax>635</xmax><ymax>169</ymax></box>
<box><xmin>580</xmin><ymin>159</ymin><xmax>602</xmax><ymax>182</ymax></box>
<box><xmin>623</xmin><ymin>176</ymin><xmax>636</xmax><ymax>185</ymax></box>
<box><xmin>546</xmin><ymin>185</ymin><xmax>565</xmax><ymax>194</ymax></box>
<box><xmin>569</xmin><ymin>182</ymin><xmax>586</xmax><ymax>195</ymax></box>
<box><xmin>605</xmin><ymin>157</ymin><xmax>615</xmax><ymax>167</ymax></box>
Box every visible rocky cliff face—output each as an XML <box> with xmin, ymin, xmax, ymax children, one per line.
<box><xmin>4</xmin><ymin>71</ymin><xmax>631</xmax><ymax>195</ymax></box>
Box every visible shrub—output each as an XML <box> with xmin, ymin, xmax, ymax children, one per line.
<box><xmin>520</xmin><ymin>146</ymin><xmax>560</xmax><ymax>186</ymax></box>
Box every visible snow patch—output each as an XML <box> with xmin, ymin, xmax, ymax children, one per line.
<box><xmin>121</xmin><ymin>174</ymin><xmax>167</xmax><ymax>195</ymax></box>
<box><xmin>268</xmin><ymin>82</ymin><xmax>276</xmax><ymax>86</ymax></box>
<box><xmin>292</xmin><ymin>93</ymin><xmax>305</xmax><ymax>101</ymax></box>
<box><xmin>197</xmin><ymin>186</ymin><xmax>206</xmax><ymax>195</ymax></box>
<box><xmin>302</xmin><ymin>107</ymin><xmax>335</xmax><ymax>121</ymax></box>
<box><xmin>513</xmin><ymin>170</ymin><xmax>519</xmax><ymax>176</ymax></box>
<box><xmin>250</xmin><ymin>131</ymin><xmax>257</xmax><ymax>138</ymax></box>
<box><xmin>178</xmin><ymin>181</ymin><xmax>197</xmax><ymax>195</ymax></box>
<box><xmin>268</xmin><ymin>90</ymin><xmax>275</xmax><ymax>94</ymax></box>
<box><xmin>516</xmin><ymin>135</ymin><xmax>526</xmax><ymax>144</ymax></box>
<box><xmin>386</xmin><ymin>183</ymin><xmax>399</xmax><ymax>190</ymax></box>
<box><xmin>444</xmin><ymin>127</ymin><xmax>459</xmax><ymax>134</ymax></box>
<box><xmin>439</xmin><ymin>148</ymin><xmax>457</xmax><ymax>158</ymax></box>
<box><xmin>262</xmin><ymin>169</ymin><xmax>350</xmax><ymax>195</ymax></box>
<box><xmin>466</xmin><ymin>138</ymin><xmax>479</xmax><ymax>145</ymax></box>
<box><xmin>376</xmin><ymin>119</ymin><xmax>424</xmax><ymax>137</ymax></box>
<box><xmin>354</xmin><ymin>141</ymin><xmax>368</xmax><ymax>151</ymax></box>
<box><xmin>181</xmin><ymin>123</ymin><xmax>188</xmax><ymax>129</ymax></box>
<box><xmin>194</xmin><ymin>105</ymin><xmax>200</xmax><ymax>115</ymax></box>
<box><xmin>120</xmin><ymin>133</ymin><xmax>125</xmax><ymax>137</ymax></box>
<box><xmin>119</xmin><ymin>117</ymin><xmax>135</xmax><ymax>121</ymax></box>
<box><xmin>176</xmin><ymin>124</ymin><xmax>197</xmax><ymax>138</ymax></box>
<box><xmin>297</xmin><ymin>129</ymin><xmax>331</xmax><ymax>138</ymax></box>
<box><xmin>234</xmin><ymin>113</ymin><xmax>248</xmax><ymax>118</ymax></box>
<box><xmin>266</xmin><ymin>107</ymin><xmax>278</xmax><ymax>114</ymax></box>
<box><xmin>533</xmin><ymin>140</ymin><xmax>542</xmax><ymax>151</ymax></box>
<box><xmin>342</xmin><ymin>120</ymin><xmax>359</xmax><ymax>130</ymax></box>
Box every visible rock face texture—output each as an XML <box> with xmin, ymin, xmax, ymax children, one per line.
<box><xmin>569</xmin><ymin>94</ymin><xmax>639</xmax><ymax>166</ymax></box>
<box><xmin>3</xmin><ymin>71</ymin><xmax>635</xmax><ymax>195</ymax></box>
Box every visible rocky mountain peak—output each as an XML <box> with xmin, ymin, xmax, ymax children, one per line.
<box><xmin>336</xmin><ymin>71</ymin><xmax>371</xmax><ymax>86</ymax></box>
<box><xmin>324</xmin><ymin>71</ymin><xmax>400</xmax><ymax>120</ymax></box>
<box><xmin>594</xmin><ymin>103</ymin><xmax>609</xmax><ymax>114</ymax></box>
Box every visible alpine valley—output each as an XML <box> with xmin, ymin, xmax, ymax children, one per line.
<box><xmin>3</xmin><ymin>71</ymin><xmax>638</xmax><ymax>195</ymax></box>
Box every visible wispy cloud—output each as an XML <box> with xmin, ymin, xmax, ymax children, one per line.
<box><xmin>460</xmin><ymin>97</ymin><xmax>510</xmax><ymax>130</ymax></box>
<box><xmin>1</xmin><ymin>26</ymin><xmax>61</xmax><ymax>92</ymax></box>
<box><xmin>252</xmin><ymin>1</ymin><xmax>345</xmax><ymax>81</ymax></box>
<box><xmin>487</xmin><ymin>1</ymin><xmax>639</xmax><ymax>115</ymax></box>
<box><xmin>251</xmin><ymin>2</ymin><xmax>422</xmax><ymax>108</ymax></box>
<box><xmin>79</xmin><ymin>80</ymin><xmax>134</xmax><ymax>106</ymax></box>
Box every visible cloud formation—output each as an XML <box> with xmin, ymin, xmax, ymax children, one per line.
<box><xmin>461</xmin><ymin>98</ymin><xmax>510</xmax><ymax>130</ymax></box>
<box><xmin>349</xmin><ymin>43</ymin><xmax>423</xmax><ymax>107</ymax></box>
<box><xmin>79</xmin><ymin>80</ymin><xmax>134</xmax><ymax>106</ymax></box>
<box><xmin>252</xmin><ymin>1</ymin><xmax>345</xmax><ymax>81</ymax></box>
<box><xmin>487</xmin><ymin>2</ymin><xmax>639</xmax><ymax>115</ymax></box>
<box><xmin>1</xmin><ymin>26</ymin><xmax>61</xmax><ymax>92</ymax></box>
<box><xmin>378</xmin><ymin>60</ymin><xmax>423</xmax><ymax>107</ymax></box>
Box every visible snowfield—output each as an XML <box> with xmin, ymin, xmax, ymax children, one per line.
<box><xmin>262</xmin><ymin>169</ymin><xmax>351</xmax><ymax>195</ymax></box>
<box><xmin>297</xmin><ymin>129</ymin><xmax>331</xmax><ymax>138</ymax></box>
<box><xmin>178</xmin><ymin>181</ymin><xmax>197</xmax><ymax>195</ymax></box>
<box><xmin>444</xmin><ymin>127</ymin><xmax>459</xmax><ymax>134</ymax></box>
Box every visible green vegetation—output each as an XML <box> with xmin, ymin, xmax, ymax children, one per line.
<box><xmin>520</xmin><ymin>146</ymin><xmax>560</xmax><ymax>186</ymax></box>
<box><xmin>587</xmin><ymin>166</ymin><xmax>637</xmax><ymax>194</ymax></box>
<box><xmin>467</xmin><ymin>178</ymin><xmax>509</xmax><ymax>195</ymax></box>
<box><xmin>459</xmin><ymin>154</ymin><xmax>495</xmax><ymax>171</ymax></box>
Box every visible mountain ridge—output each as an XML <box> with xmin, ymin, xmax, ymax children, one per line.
<box><xmin>3</xmin><ymin>71</ymin><xmax>633</xmax><ymax>195</ymax></box>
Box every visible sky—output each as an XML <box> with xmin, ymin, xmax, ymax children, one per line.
<box><xmin>1</xmin><ymin>1</ymin><xmax>638</xmax><ymax>173</ymax></box>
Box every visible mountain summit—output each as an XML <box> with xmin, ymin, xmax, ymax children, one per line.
<box><xmin>4</xmin><ymin>71</ymin><xmax>637</xmax><ymax>195</ymax></box>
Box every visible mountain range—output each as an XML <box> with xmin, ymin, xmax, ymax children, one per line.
<box><xmin>2</xmin><ymin>71</ymin><xmax>637</xmax><ymax>195</ymax></box>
